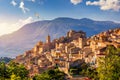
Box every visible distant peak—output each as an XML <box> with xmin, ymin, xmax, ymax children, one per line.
<box><xmin>53</xmin><ymin>17</ymin><xmax>94</xmax><ymax>21</ymax></box>
<box><xmin>54</xmin><ymin>17</ymin><xmax>73</xmax><ymax>20</ymax></box>
<box><xmin>80</xmin><ymin>18</ymin><xmax>93</xmax><ymax>21</ymax></box>
<box><xmin>53</xmin><ymin>17</ymin><xmax>77</xmax><ymax>21</ymax></box>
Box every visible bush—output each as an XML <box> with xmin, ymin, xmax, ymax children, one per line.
<box><xmin>33</xmin><ymin>69</ymin><xmax>66</xmax><ymax>80</ymax></box>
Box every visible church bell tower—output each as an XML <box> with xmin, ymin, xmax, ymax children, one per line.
<box><xmin>46</xmin><ymin>34</ymin><xmax>51</xmax><ymax>43</ymax></box>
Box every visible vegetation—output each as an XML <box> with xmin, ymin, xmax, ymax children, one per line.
<box><xmin>97</xmin><ymin>45</ymin><xmax>120</xmax><ymax>80</ymax></box>
<box><xmin>80</xmin><ymin>67</ymin><xmax>98</xmax><ymax>79</ymax></box>
<box><xmin>0</xmin><ymin>61</ymin><xmax>29</xmax><ymax>80</ymax></box>
<box><xmin>0</xmin><ymin>60</ymin><xmax>66</xmax><ymax>80</ymax></box>
<box><xmin>69</xmin><ymin>62</ymin><xmax>88</xmax><ymax>75</ymax></box>
<box><xmin>33</xmin><ymin>68</ymin><xmax>66</xmax><ymax>80</ymax></box>
<box><xmin>69</xmin><ymin>61</ymin><xmax>98</xmax><ymax>79</ymax></box>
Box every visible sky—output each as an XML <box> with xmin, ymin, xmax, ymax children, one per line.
<box><xmin>0</xmin><ymin>0</ymin><xmax>120</xmax><ymax>36</ymax></box>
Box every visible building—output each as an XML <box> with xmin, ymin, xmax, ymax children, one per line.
<box><xmin>46</xmin><ymin>34</ymin><xmax>51</xmax><ymax>43</ymax></box>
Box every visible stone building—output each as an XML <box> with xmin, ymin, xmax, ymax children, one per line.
<box><xmin>46</xmin><ymin>34</ymin><xmax>51</xmax><ymax>44</ymax></box>
<box><xmin>79</xmin><ymin>37</ymin><xmax>86</xmax><ymax>48</ymax></box>
<box><xmin>67</xmin><ymin>30</ymin><xmax>75</xmax><ymax>37</ymax></box>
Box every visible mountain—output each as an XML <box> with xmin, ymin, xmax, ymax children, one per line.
<box><xmin>0</xmin><ymin>17</ymin><xmax>120</xmax><ymax>57</ymax></box>
<box><xmin>0</xmin><ymin>57</ymin><xmax>13</xmax><ymax>63</ymax></box>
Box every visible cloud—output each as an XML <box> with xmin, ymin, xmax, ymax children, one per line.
<box><xmin>11</xmin><ymin>0</ymin><xmax>17</xmax><ymax>6</ymax></box>
<box><xmin>11</xmin><ymin>0</ymin><xmax>36</xmax><ymax>13</ymax></box>
<box><xmin>19</xmin><ymin>1</ymin><xmax>30</xmax><ymax>13</ymax></box>
<box><xmin>11</xmin><ymin>17</ymin><xmax>33</xmax><ymax>32</ymax></box>
<box><xmin>0</xmin><ymin>17</ymin><xmax>33</xmax><ymax>36</ymax></box>
<box><xmin>31</xmin><ymin>0</ymin><xmax>35</xmax><ymax>2</ymax></box>
<box><xmin>18</xmin><ymin>17</ymin><xmax>33</xmax><ymax>25</ymax></box>
<box><xmin>27</xmin><ymin>0</ymin><xmax>35</xmax><ymax>2</ymax></box>
<box><xmin>86</xmin><ymin>0</ymin><xmax>120</xmax><ymax>11</ymax></box>
<box><xmin>70</xmin><ymin>0</ymin><xmax>82</xmax><ymax>5</ymax></box>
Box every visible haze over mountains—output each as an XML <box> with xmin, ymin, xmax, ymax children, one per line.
<box><xmin>0</xmin><ymin>17</ymin><xmax>120</xmax><ymax>57</ymax></box>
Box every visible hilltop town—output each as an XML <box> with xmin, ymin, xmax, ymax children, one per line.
<box><xmin>14</xmin><ymin>28</ymin><xmax>120</xmax><ymax>77</ymax></box>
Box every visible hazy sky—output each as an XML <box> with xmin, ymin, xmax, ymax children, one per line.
<box><xmin>0</xmin><ymin>0</ymin><xmax>120</xmax><ymax>36</ymax></box>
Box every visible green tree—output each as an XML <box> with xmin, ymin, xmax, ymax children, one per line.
<box><xmin>33</xmin><ymin>73</ymin><xmax>50</xmax><ymax>80</ymax></box>
<box><xmin>0</xmin><ymin>61</ymin><xmax>10</xmax><ymax>79</ymax></box>
<box><xmin>97</xmin><ymin>45</ymin><xmax>120</xmax><ymax>80</ymax></box>
<box><xmin>0</xmin><ymin>62</ymin><xmax>5</xmax><ymax>77</ymax></box>
<box><xmin>7</xmin><ymin>61</ymin><xmax>29</xmax><ymax>79</ymax></box>
<box><xmin>33</xmin><ymin>69</ymin><xmax>66</xmax><ymax>80</ymax></box>
<box><xmin>11</xmin><ymin>73</ymin><xmax>21</xmax><ymax>80</ymax></box>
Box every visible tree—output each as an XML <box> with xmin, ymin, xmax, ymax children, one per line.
<box><xmin>97</xmin><ymin>45</ymin><xmax>120</xmax><ymax>80</ymax></box>
<box><xmin>81</xmin><ymin>67</ymin><xmax>98</xmax><ymax>79</ymax></box>
<box><xmin>11</xmin><ymin>73</ymin><xmax>21</xmax><ymax>80</ymax></box>
<box><xmin>33</xmin><ymin>73</ymin><xmax>50</xmax><ymax>80</ymax></box>
<box><xmin>69</xmin><ymin>60</ymin><xmax>89</xmax><ymax>75</ymax></box>
<box><xmin>33</xmin><ymin>69</ymin><xmax>66</xmax><ymax>80</ymax></box>
<box><xmin>7</xmin><ymin>61</ymin><xmax>29</xmax><ymax>79</ymax></box>
<box><xmin>0</xmin><ymin>62</ymin><xmax>6</xmax><ymax>79</ymax></box>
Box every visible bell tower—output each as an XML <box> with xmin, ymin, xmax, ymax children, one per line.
<box><xmin>46</xmin><ymin>34</ymin><xmax>51</xmax><ymax>43</ymax></box>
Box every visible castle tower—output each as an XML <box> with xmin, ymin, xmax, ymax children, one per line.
<box><xmin>79</xmin><ymin>38</ymin><xmax>86</xmax><ymax>48</ymax></box>
<box><xmin>46</xmin><ymin>34</ymin><xmax>51</xmax><ymax>43</ymax></box>
<box><xmin>67</xmin><ymin>30</ymin><xmax>75</xmax><ymax>37</ymax></box>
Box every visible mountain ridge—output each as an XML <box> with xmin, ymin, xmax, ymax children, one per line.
<box><xmin>0</xmin><ymin>17</ymin><xmax>120</xmax><ymax>57</ymax></box>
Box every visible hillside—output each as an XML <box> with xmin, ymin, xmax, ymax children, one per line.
<box><xmin>14</xmin><ymin>28</ymin><xmax>120</xmax><ymax>77</ymax></box>
<box><xmin>0</xmin><ymin>17</ymin><xmax>120</xmax><ymax>57</ymax></box>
